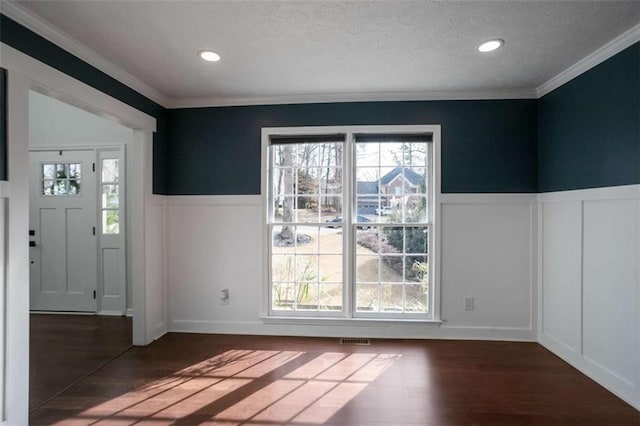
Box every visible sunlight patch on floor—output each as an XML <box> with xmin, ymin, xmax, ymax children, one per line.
<box><xmin>52</xmin><ymin>349</ymin><xmax>401</xmax><ymax>425</ymax></box>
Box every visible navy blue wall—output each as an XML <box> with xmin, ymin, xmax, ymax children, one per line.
<box><xmin>0</xmin><ymin>68</ymin><xmax>6</xmax><ymax>181</ymax></box>
<box><xmin>0</xmin><ymin>15</ymin><xmax>169</xmax><ymax>194</ymax></box>
<box><xmin>168</xmin><ymin>100</ymin><xmax>538</xmax><ymax>194</ymax></box>
<box><xmin>538</xmin><ymin>43</ymin><xmax>640</xmax><ymax>192</ymax></box>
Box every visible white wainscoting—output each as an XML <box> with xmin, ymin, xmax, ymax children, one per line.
<box><xmin>145</xmin><ymin>195</ymin><xmax>169</xmax><ymax>342</ymax></box>
<box><xmin>538</xmin><ymin>184</ymin><xmax>640</xmax><ymax>410</ymax></box>
<box><xmin>167</xmin><ymin>194</ymin><xmax>537</xmax><ymax>341</ymax></box>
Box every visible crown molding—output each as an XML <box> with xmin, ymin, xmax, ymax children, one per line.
<box><xmin>2</xmin><ymin>0</ymin><xmax>637</xmax><ymax>109</ymax></box>
<box><xmin>165</xmin><ymin>89</ymin><xmax>538</xmax><ymax>109</ymax></box>
<box><xmin>537</xmin><ymin>23</ymin><xmax>640</xmax><ymax>98</ymax></box>
<box><xmin>1</xmin><ymin>0</ymin><xmax>169</xmax><ymax>107</ymax></box>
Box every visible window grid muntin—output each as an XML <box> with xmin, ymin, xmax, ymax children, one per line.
<box><xmin>41</xmin><ymin>162</ymin><xmax>82</xmax><ymax>196</ymax></box>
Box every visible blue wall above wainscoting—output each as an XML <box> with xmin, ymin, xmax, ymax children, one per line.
<box><xmin>167</xmin><ymin>100</ymin><xmax>538</xmax><ymax>195</ymax></box>
<box><xmin>538</xmin><ymin>42</ymin><xmax>640</xmax><ymax>192</ymax></box>
<box><xmin>0</xmin><ymin>68</ymin><xmax>6</xmax><ymax>181</ymax></box>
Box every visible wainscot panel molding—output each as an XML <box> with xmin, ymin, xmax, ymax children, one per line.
<box><xmin>167</xmin><ymin>194</ymin><xmax>537</xmax><ymax>342</ymax></box>
<box><xmin>538</xmin><ymin>184</ymin><xmax>640</xmax><ymax>410</ymax></box>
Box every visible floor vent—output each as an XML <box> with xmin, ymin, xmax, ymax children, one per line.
<box><xmin>340</xmin><ymin>338</ymin><xmax>371</xmax><ymax>346</ymax></box>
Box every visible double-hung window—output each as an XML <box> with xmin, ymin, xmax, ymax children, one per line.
<box><xmin>264</xmin><ymin>126</ymin><xmax>439</xmax><ymax>320</ymax></box>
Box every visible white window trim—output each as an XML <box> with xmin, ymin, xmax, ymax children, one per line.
<box><xmin>261</xmin><ymin>125</ymin><xmax>441</xmax><ymax>322</ymax></box>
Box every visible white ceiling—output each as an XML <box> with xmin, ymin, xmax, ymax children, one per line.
<box><xmin>10</xmin><ymin>1</ymin><xmax>640</xmax><ymax>106</ymax></box>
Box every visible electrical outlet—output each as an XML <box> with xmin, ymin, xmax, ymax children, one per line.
<box><xmin>464</xmin><ymin>296</ymin><xmax>474</xmax><ymax>311</ymax></box>
<box><xmin>221</xmin><ymin>288</ymin><xmax>230</xmax><ymax>305</ymax></box>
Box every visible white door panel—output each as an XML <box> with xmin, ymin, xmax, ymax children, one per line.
<box><xmin>29</xmin><ymin>150</ymin><xmax>97</xmax><ymax>312</ymax></box>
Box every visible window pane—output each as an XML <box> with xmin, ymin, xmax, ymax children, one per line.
<box><xmin>295</xmin><ymin>282</ymin><xmax>319</xmax><ymax>310</ymax></box>
<box><xmin>321</xmin><ymin>168</ymin><xmax>342</xmax><ymax>195</ymax></box>
<box><xmin>273</xmin><ymin>145</ymin><xmax>296</xmax><ymax>168</ymax></box>
<box><xmin>319</xmin><ymin>283</ymin><xmax>342</xmax><ymax>311</ymax></box>
<box><xmin>273</xmin><ymin>167</ymin><xmax>294</xmax><ymax>196</ymax></box>
<box><xmin>406</xmin><ymin>255</ymin><xmax>429</xmax><ymax>283</ymax></box>
<box><xmin>102</xmin><ymin>185</ymin><xmax>119</xmax><ymax>208</ymax></box>
<box><xmin>405</xmin><ymin>143</ymin><xmax>427</xmax><ymax>167</ymax></box>
<box><xmin>317</xmin><ymin>143</ymin><xmax>342</xmax><ymax>168</ymax></box>
<box><xmin>355</xmin><ymin>143</ymin><xmax>379</xmax><ymax>167</ymax></box>
<box><xmin>68</xmin><ymin>179</ymin><xmax>80</xmax><ymax>195</ymax></box>
<box><xmin>318</xmin><ymin>255</ymin><xmax>342</xmax><ymax>282</ymax></box>
<box><xmin>405</xmin><ymin>284</ymin><xmax>429</xmax><ymax>313</ymax></box>
<box><xmin>355</xmin><ymin>255</ymin><xmax>378</xmax><ymax>283</ymax></box>
<box><xmin>272</xmin><ymin>225</ymin><xmax>295</xmax><ymax>252</ymax></box>
<box><xmin>295</xmin><ymin>167</ymin><xmax>318</xmax><ymax>195</ymax></box>
<box><xmin>405</xmin><ymin>228</ymin><xmax>428</xmax><ymax>254</ymax></box>
<box><xmin>42</xmin><ymin>164</ymin><xmax>55</xmax><ymax>179</ymax></box>
<box><xmin>102</xmin><ymin>159</ymin><xmax>119</xmax><ymax>182</ymax></box>
<box><xmin>356</xmin><ymin>195</ymin><xmax>380</xmax><ymax>216</ymax></box>
<box><xmin>406</xmin><ymin>167</ymin><xmax>426</xmax><ymax>194</ymax></box>
<box><xmin>319</xmin><ymin>196</ymin><xmax>341</xmax><ymax>221</ymax></box>
<box><xmin>295</xmin><ymin>143</ymin><xmax>317</xmax><ymax>167</ymax></box>
<box><xmin>318</xmin><ymin>226</ymin><xmax>342</xmax><ymax>254</ymax></box>
<box><xmin>55</xmin><ymin>164</ymin><xmax>66</xmax><ymax>178</ymax></box>
<box><xmin>273</xmin><ymin>283</ymin><xmax>294</xmax><ymax>311</ymax></box>
<box><xmin>380</xmin><ymin>226</ymin><xmax>403</xmax><ymax>253</ymax></box>
<box><xmin>295</xmin><ymin>255</ymin><xmax>318</xmax><ymax>282</ymax></box>
<box><xmin>379</xmin><ymin>143</ymin><xmax>405</xmax><ymax>167</ymax></box>
<box><xmin>42</xmin><ymin>180</ymin><xmax>54</xmax><ymax>195</ymax></box>
<box><xmin>381</xmin><ymin>256</ymin><xmax>403</xmax><ymax>283</ymax></box>
<box><xmin>403</xmin><ymin>197</ymin><xmax>427</xmax><ymax>223</ymax></box>
<box><xmin>296</xmin><ymin>195</ymin><xmax>320</xmax><ymax>222</ymax></box>
<box><xmin>102</xmin><ymin>210</ymin><xmax>119</xmax><ymax>234</ymax></box>
<box><xmin>380</xmin><ymin>284</ymin><xmax>403</xmax><ymax>312</ymax></box>
<box><xmin>68</xmin><ymin>163</ymin><xmax>82</xmax><ymax>179</ymax></box>
<box><xmin>294</xmin><ymin>226</ymin><xmax>316</xmax><ymax>251</ymax></box>
<box><xmin>356</xmin><ymin>283</ymin><xmax>379</xmax><ymax>312</ymax></box>
<box><xmin>272</xmin><ymin>255</ymin><xmax>295</xmax><ymax>282</ymax></box>
<box><xmin>273</xmin><ymin>196</ymin><xmax>295</xmax><ymax>223</ymax></box>
<box><xmin>54</xmin><ymin>179</ymin><xmax>67</xmax><ymax>195</ymax></box>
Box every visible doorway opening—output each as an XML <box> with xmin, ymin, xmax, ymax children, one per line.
<box><xmin>28</xmin><ymin>90</ymin><xmax>132</xmax><ymax>316</ymax></box>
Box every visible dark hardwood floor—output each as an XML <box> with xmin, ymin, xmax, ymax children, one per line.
<box><xmin>30</xmin><ymin>325</ymin><xmax>639</xmax><ymax>425</ymax></box>
<box><xmin>30</xmin><ymin>313</ymin><xmax>132</xmax><ymax>411</ymax></box>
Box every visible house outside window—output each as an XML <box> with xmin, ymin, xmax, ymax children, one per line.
<box><xmin>263</xmin><ymin>125</ymin><xmax>440</xmax><ymax>321</ymax></box>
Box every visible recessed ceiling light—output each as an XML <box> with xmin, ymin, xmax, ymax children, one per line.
<box><xmin>478</xmin><ymin>39</ymin><xmax>504</xmax><ymax>53</ymax></box>
<box><xmin>199</xmin><ymin>50</ymin><xmax>221</xmax><ymax>62</ymax></box>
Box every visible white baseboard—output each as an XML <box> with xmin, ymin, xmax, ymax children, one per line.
<box><xmin>126</xmin><ymin>308</ymin><xmax>133</xmax><ymax>317</ymax></box>
<box><xmin>539</xmin><ymin>333</ymin><xmax>639</xmax><ymax>410</ymax></box>
<box><xmin>170</xmin><ymin>319</ymin><xmax>536</xmax><ymax>342</ymax></box>
<box><xmin>97</xmin><ymin>310</ymin><xmax>125</xmax><ymax>316</ymax></box>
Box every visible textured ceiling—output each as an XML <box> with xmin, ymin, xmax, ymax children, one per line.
<box><xmin>15</xmin><ymin>1</ymin><xmax>640</xmax><ymax>103</ymax></box>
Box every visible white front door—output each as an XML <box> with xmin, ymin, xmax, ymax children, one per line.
<box><xmin>29</xmin><ymin>150</ymin><xmax>97</xmax><ymax>312</ymax></box>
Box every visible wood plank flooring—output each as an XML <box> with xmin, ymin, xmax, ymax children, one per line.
<box><xmin>30</xmin><ymin>314</ymin><xmax>132</xmax><ymax>411</ymax></box>
<box><xmin>30</xmin><ymin>323</ymin><xmax>639</xmax><ymax>425</ymax></box>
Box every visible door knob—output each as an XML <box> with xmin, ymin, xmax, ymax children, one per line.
<box><xmin>29</xmin><ymin>241</ymin><xmax>37</xmax><ymax>247</ymax></box>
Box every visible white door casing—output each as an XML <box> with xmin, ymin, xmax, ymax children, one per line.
<box><xmin>29</xmin><ymin>149</ymin><xmax>97</xmax><ymax>312</ymax></box>
<box><xmin>2</xmin><ymin>42</ymin><xmax>163</xmax><ymax>425</ymax></box>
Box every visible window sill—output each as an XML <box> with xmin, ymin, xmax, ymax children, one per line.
<box><xmin>261</xmin><ymin>316</ymin><xmax>442</xmax><ymax>327</ymax></box>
